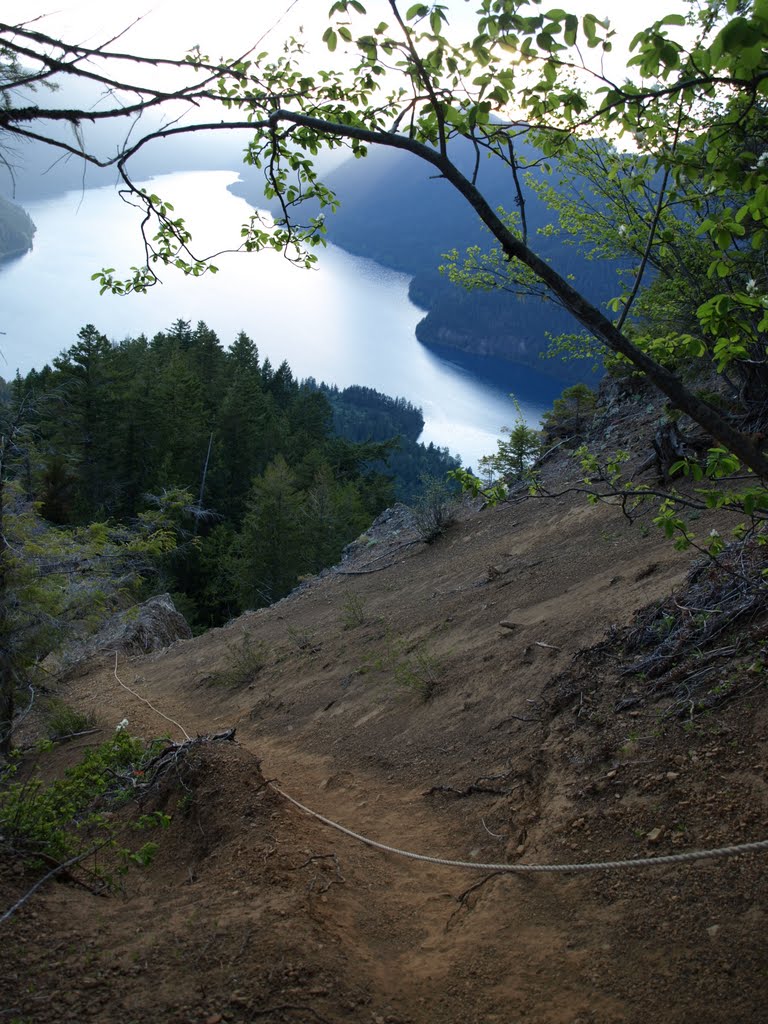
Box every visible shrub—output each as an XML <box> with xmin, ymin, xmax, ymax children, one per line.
<box><xmin>542</xmin><ymin>383</ymin><xmax>597</xmax><ymax>441</ymax></box>
<box><xmin>0</xmin><ymin>730</ymin><xmax>168</xmax><ymax>871</ymax></box>
<box><xmin>207</xmin><ymin>631</ymin><xmax>267</xmax><ymax>687</ymax></box>
<box><xmin>340</xmin><ymin>590</ymin><xmax>366</xmax><ymax>629</ymax></box>
<box><xmin>412</xmin><ymin>474</ymin><xmax>459</xmax><ymax>543</ymax></box>
<box><xmin>45</xmin><ymin>700</ymin><xmax>97</xmax><ymax>742</ymax></box>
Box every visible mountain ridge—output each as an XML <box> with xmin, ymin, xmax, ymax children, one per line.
<box><xmin>229</xmin><ymin>135</ymin><xmax>622</xmax><ymax>381</ymax></box>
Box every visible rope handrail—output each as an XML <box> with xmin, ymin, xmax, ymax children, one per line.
<box><xmin>113</xmin><ymin>653</ymin><xmax>191</xmax><ymax>741</ymax></box>
<box><xmin>105</xmin><ymin>667</ymin><xmax>768</xmax><ymax>876</ymax></box>
<box><xmin>271</xmin><ymin>784</ymin><xmax>768</xmax><ymax>874</ymax></box>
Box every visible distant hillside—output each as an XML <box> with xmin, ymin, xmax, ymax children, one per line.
<box><xmin>312</xmin><ymin>381</ymin><xmax>461</xmax><ymax>502</ymax></box>
<box><xmin>230</xmin><ymin>136</ymin><xmax>623</xmax><ymax>380</ymax></box>
<box><xmin>0</xmin><ymin>133</ymin><xmax>246</xmax><ymax>203</ymax></box>
<box><xmin>0</xmin><ymin>75</ymin><xmax>247</xmax><ymax>202</ymax></box>
<box><xmin>0</xmin><ymin>195</ymin><xmax>35</xmax><ymax>262</ymax></box>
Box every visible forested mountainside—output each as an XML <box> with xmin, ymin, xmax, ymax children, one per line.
<box><xmin>230</xmin><ymin>135</ymin><xmax>623</xmax><ymax>379</ymax></box>
<box><xmin>0</xmin><ymin>195</ymin><xmax>35</xmax><ymax>261</ymax></box>
<box><xmin>311</xmin><ymin>382</ymin><xmax>459</xmax><ymax>501</ymax></box>
<box><xmin>7</xmin><ymin>321</ymin><xmax>456</xmax><ymax>632</ymax></box>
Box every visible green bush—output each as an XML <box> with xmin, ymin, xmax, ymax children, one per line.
<box><xmin>207</xmin><ymin>631</ymin><xmax>267</xmax><ymax>687</ymax></box>
<box><xmin>0</xmin><ymin>731</ymin><xmax>167</xmax><ymax>870</ymax></box>
<box><xmin>340</xmin><ymin>590</ymin><xmax>366</xmax><ymax>629</ymax></box>
<box><xmin>412</xmin><ymin>474</ymin><xmax>459</xmax><ymax>543</ymax></box>
<box><xmin>542</xmin><ymin>383</ymin><xmax>597</xmax><ymax>440</ymax></box>
<box><xmin>45</xmin><ymin>700</ymin><xmax>97</xmax><ymax>742</ymax></box>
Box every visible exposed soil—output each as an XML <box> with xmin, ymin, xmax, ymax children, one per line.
<box><xmin>2</xmin><ymin>425</ymin><xmax>768</xmax><ymax>1024</ymax></box>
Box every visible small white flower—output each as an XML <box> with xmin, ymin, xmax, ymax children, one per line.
<box><xmin>618</xmin><ymin>224</ymin><xmax>627</xmax><ymax>237</ymax></box>
<box><xmin>755</xmin><ymin>152</ymin><xmax>768</xmax><ymax>170</ymax></box>
<box><xmin>709</xmin><ymin>529</ymin><xmax>720</xmax><ymax>538</ymax></box>
<box><xmin>746</xmin><ymin>278</ymin><xmax>758</xmax><ymax>295</ymax></box>
<box><xmin>116</xmin><ymin>718</ymin><xmax>129</xmax><ymax>732</ymax></box>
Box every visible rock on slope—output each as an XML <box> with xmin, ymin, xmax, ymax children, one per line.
<box><xmin>42</xmin><ymin>593</ymin><xmax>193</xmax><ymax>679</ymax></box>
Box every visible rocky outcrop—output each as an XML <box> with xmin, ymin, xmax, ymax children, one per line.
<box><xmin>45</xmin><ymin>593</ymin><xmax>192</xmax><ymax>678</ymax></box>
<box><xmin>89</xmin><ymin>593</ymin><xmax>193</xmax><ymax>657</ymax></box>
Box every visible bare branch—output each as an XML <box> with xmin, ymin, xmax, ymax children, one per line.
<box><xmin>0</xmin><ymin>843</ymin><xmax>104</xmax><ymax>925</ymax></box>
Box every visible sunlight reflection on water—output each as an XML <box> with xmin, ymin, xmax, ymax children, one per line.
<box><xmin>0</xmin><ymin>170</ymin><xmax>563</xmax><ymax>467</ymax></box>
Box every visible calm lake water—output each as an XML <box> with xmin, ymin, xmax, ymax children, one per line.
<box><xmin>0</xmin><ymin>170</ymin><xmax>563</xmax><ymax>467</ymax></box>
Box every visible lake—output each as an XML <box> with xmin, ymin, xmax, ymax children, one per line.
<box><xmin>0</xmin><ymin>170</ymin><xmax>564</xmax><ymax>467</ymax></box>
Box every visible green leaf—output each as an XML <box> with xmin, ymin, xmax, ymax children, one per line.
<box><xmin>442</xmin><ymin>105</ymin><xmax>467</xmax><ymax>126</ymax></box>
<box><xmin>537</xmin><ymin>31</ymin><xmax>556</xmax><ymax>51</ymax></box>
<box><xmin>582</xmin><ymin>15</ymin><xmax>599</xmax><ymax>47</ymax></box>
<box><xmin>718</xmin><ymin>17</ymin><xmax>764</xmax><ymax>54</ymax></box>
<box><xmin>430</xmin><ymin>9</ymin><xmax>445</xmax><ymax>34</ymax></box>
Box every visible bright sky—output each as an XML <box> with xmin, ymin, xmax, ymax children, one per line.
<box><xmin>8</xmin><ymin>0</ymin><xmax>689</xmax><ymax>70</ymax></box>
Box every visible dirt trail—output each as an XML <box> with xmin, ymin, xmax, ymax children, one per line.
<box><xmin>15</xmin><ymin>667</ymin><xmax>626</xmax><ymax>1024</ymax></box>
<box><xmin>3</xmin><ymin>472</ymin><xmax>768</xmax><ymax>1023</ymax></box>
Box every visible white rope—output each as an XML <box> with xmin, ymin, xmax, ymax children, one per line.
<box><xmin>112</xmin><ymin>652</ymin><xmax>191</xmax><ymax>741</ymax></box>
<box><xmin>103</xmin><ymin>674</ymin><xmax>768</xmax><ymax>875</ymax></box>
<box><xmin>271</xmin><ymin>783</ymin><xmax>768</xmax><ymax>874</ymax></box>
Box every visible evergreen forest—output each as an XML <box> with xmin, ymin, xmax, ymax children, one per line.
<box><xmin>5</xmin><ymin>320</ymin><xmax>458</xmax><ymax>632</ymax></box>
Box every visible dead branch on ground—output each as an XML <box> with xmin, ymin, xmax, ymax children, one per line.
<box><xmin>446</xmin><ymin>872</ymin><xmax>506</xmax><ymax>931</ymax></box>
<box><xmin>294</xmin><ymin>852</ymin><xmax>345</xmax><ymax>894</ymax></box>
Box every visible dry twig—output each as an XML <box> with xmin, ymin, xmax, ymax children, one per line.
<box><xmin>0</xmin><ymin>843</ymin><xmax>103</xmax><ymax>925</ymax></box>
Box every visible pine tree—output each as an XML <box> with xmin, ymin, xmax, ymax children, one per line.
<box><xmin>238</xmin><ymin>455</ymin><xmax>305</xmax><ymax>607</ymax></box>
<box><xmin>49</xmin><ymin>325</ymin><xmax>116</xmax><ymax>517</ymax></box>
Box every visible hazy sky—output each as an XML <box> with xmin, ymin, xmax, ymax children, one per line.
<box><xmin>9</xmin><ymin>1</ymin><xmax>689</xmax><ymax>69</ymax></box>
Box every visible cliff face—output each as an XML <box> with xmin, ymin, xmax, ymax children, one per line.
<box><xmin>0</xmin><ymin>194</ymin><xmax>35</xmax><ymax>262</ymax></box>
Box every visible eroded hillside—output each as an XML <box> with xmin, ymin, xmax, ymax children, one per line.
<box><xmin>2</xmin><ymin>415</ymin><xmax>767</xmax><ymax>1024</ymax></box>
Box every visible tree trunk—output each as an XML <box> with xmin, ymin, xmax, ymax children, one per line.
<box><xmin>269</xmin><ymin>112</ymin><xmax>768</xmax><ymax>479</ymax></box>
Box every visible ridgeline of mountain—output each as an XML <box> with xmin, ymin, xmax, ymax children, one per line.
<box><xmin>0</xmin><ymin>132</ymin><xmax>247</xmax><ymax>202</ymax></box>
<box><xmin>0</xmin><ymin>195</ymin><xmax>35</xmax><ymax>262</ymax></box>
<box><xmin>0</xmin><ymin>74</ymin><xmax>248</xmax><ymax>202</ymax></box>
<box><xmin>229</xmin><ymin>136</ymin><xmax>621</xmax><ymax>380</ymax></box>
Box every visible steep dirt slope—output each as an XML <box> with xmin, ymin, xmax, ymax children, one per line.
<box><xmin>3</xmin><ymin>457</ymin><xmax>767</xmax><ymax>1024</ymax></box>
